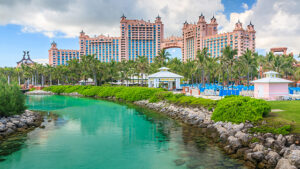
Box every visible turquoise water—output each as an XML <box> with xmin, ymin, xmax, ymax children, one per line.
<box><xmin>0</xmin><ymin>95</ymin><xmax>246</xmax><ymax>169</ymax></box>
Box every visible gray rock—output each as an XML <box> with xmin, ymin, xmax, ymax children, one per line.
<box><xmin>275</xmin><ymin>158</ymin><xmax>297</xmax><ymax>169</ymax></box>
<box><xmin>235</xmin><ymin>131</ymin><xmax>250</xmax><ymax>143</ymax></box>
<box><xmin>246</xmin><ymin>153</ymin><xmax>256</xmax><ymax>163</ymax></box>
<box><xmin>265</xmin><ymin>151</ymin><xmax>280</xmax><ymax>166</ymax></box>
<box><xmin>286</xmin><ymin>150</ymin><xmax>300</xmax><ymax>168</ymax></box>
<box><xmin>253</xmin><ymin>144</ymin><xmax>265</xmax><ymax>152</ymax></box>
<box><xmin>12</xmin><ymin>120</ymin><xmax>20</xmax><ymax>125</ymax></box>
<box><xmin>17</xmin><ymin>122</ymin><xmax>26</xmax><ymax>128</ymax></box>
<box><xmin>264</xmin><ymin>133</ymin><xmax>274</xmax><ymax>139</ymax></box>
<box><xmin>265</xmin><ymin>137</ymin><xmax>275</xmax><ymax>147</ymax></box>
<box><xmin>6</xmin><ymin>122</ymin><xmax>15</xmax><ymax>129</ymax></box>
<box><xmin>0</xmin><ymin>123</ymin><xmax>6</xmax><ymax>132</ymax></box>
<box><xmin>285</xmin><ymin>135</ymin><xmax>295</xmax><ymax>146</ymax></box>
<box><xmin>227</xmin><ymin>136</ymin><xmax>241</xmax><ymax>149</ymax></box>
<box><xmin>233</xmin><ymin>123</ymin><xmax>244</xmax><ymax>132</ymax></box>
<box><xmin>0</xmin><ymin>118</ymin><xmax>7</xmax><ymax>124</ymax></box>
<box><xmin>252</xmin><ymin>151</ymin><xmax>264</xmax><ymax>161</ymax></box>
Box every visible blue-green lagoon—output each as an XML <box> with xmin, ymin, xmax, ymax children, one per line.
<box><xmin>0</xmin><ymin>95</ymin><xmax>247</xmax><ymax>169</ymax></box>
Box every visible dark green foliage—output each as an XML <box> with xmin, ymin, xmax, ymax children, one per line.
<box><xmin>212</xmin><ymin>96</ymin><xmax>271</xmax><ymax>123</ymax></box>
<box><xmin>0</xmin><ymin>77</ymin><xmax>26</xmax><ymax>117</ymax></box>
<box><xmin>250</xmin><ymin>125</ymin><xmax>291</xmax><ymax>135</ymax></box>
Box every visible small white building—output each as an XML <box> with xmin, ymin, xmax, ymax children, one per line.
<box><xmin>251</xmin><ymin>71</ymin><xmax>293</xmax><ymax>100</ymax></box>
<box><xmin>148</xmin><ymin>67</ymin><xmax>183</xmax><ymax>90</ymax></box>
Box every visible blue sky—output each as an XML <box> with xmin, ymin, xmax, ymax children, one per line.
<box><xmin>0</xmin><ymin>0</ymin><xmax>298</xmax><ymax>67</ymax></box>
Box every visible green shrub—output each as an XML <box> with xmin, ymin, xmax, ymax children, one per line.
<box><xmin>29</xmin><ymin>87</ymin><xmax>36</xmax><ymax>91</ymax></box>
<box><xmin>250</xmin><ymin>125</ymin><xmax>291</xmax><ymax>135</ymax></box>
<box><xmin>0</xmin><ymin>77</ymin><xmax>26</xmax><ymax>117</ymax></box>
<box><xmin>211</xmin><ymin>96</ymin><xmax>271</xmax><ymax>123</ymax></box>
<box><xmin>149</xmin><ymin>91</ymin><xmax>173</xmax><ymax>103</ymax></box>
<box><xmin>166</xmin><ymin>95</ymin><xmax>216</xmax><ymax>109</ymax></box>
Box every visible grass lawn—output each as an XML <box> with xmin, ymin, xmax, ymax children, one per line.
<box><xmin>266</xmin><ymin>101</ymin><xmax>300</xmax><ymax>133</ymax></box>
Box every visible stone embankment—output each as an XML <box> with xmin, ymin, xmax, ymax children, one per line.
<box><xmin>26</xmin><ymin>90</ymin><xmax>54</xmax><ymax>95</ymax></box>
<box><xmin>134</xmin><ymin>100</ymin><xmax>300</xmax><ymax>169</ymax></box>
<box><xmin>0</xmin><ymin>110</ymin><xmax>42</xmax><ymax>140</ymax></box>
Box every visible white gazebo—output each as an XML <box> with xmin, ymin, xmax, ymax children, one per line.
<box><xmin>148</xmin><ymin>67</ymin><xmax>183</xmax><ymax>90</ymax></box>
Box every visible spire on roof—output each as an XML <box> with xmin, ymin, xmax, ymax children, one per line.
<box><xmin>249</xmin><ymin>21</ymin><xmax>253</xmax><ymax>26</ymax></box>
<box><xmin>156</xmin><ymin>14</ymin><xmax>161</xmax><ymax>19</ymax></box>
<box><xmin>121</xmin><ymin>13</ymin><xmax>126</xmax><ymax>18</ymax></box>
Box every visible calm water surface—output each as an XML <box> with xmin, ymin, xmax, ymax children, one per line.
<box><xmin>0</xmin><ymin>95</ymin><xmax>247</xmax><ymax>169</ymax></box>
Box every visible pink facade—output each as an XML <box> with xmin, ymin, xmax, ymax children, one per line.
<box><xmin>48</xmin><ymin>14</ymin><xmax>256</xmax><ymax>65</ymax></box>
<box><xmin>49</xmin><ymin>42</ymin><xmax>80</xmax><ymax>66</ymax></box>
<box><xmin>182</xmin><ymin>14</ymin><xmax>256</xmax><ymax>61</ymax></box>
<box><xmin>254</xmin><ymin>83</ymin><xmax>289</xmax><ymax>100</ymax></box>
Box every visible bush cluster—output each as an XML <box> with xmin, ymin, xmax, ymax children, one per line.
<box><xmin>0</xmin><ymin>77</ymin><xmax>26</xmax><ymax>117</ymax></box>
<box><xmin>211</xmin><ymin>96</ymin><xmax>271</xmax><ymax>123</ymax></box>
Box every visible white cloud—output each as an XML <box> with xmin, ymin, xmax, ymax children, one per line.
<box><xmin>219</xmin><ymin>0</ymin><xmax>300</xmax><ymax>55</ymax></box>
<box><xmin>0</xmin><ymin>0</ymin><xmax>299</xmax><ymax>55</ymax></box>
<box><xmin>33</xmin><ymin>58</ymin><xmax>49</xmax><ymax>65</ymax></box>
<box><xmin>0</xmin><ymin>0</ymin><xmax>224</xmax><ymax>38</ymax></box>
<box><xmin>242</xmin><ymin>3</ymin><xmax>248</xmax><ymax>10</ymax></box>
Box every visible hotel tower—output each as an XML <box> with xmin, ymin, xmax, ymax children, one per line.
<box><xmin>49</xmin><ymin>14</ymin><xmax>255</xmax><ymax>66</ymax></box>
<box><xmin>182</xmin><ymin>14</ymin><xmax>256</xmax><ymax>61</ymax></box>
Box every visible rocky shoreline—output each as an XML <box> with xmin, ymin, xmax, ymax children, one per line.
<box><xmin>134</xmin><ymin>100</ymin><xmax>300</xmax><ymax>169</ymax></box>
<box><xmin>26</xmin><ymin>90</ymin><xmax>300</xmax><ymax>169</ymax></box>
<box><xmin>0</xmin><ymin>110</ymin><xmax>43</xmax><ymax>140</ymax></box>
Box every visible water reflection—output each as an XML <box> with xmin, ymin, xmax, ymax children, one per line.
<box><xmin>0</xmin><ymin>95</ymin><xmax>246</xmax><ymax>169</ymax></box>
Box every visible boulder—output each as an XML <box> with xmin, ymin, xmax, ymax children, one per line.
<box><xmin>286</xmin><ymin>150</ymin><xmax>300</xmax><ymax>168</ymax></box>
<box><xmin>275</xmin><ymin>158</ymin><xmax>297</xmax><ymax>169</ymax></box>
<box><xmin>235</xmin><ymin>131</ymin><xmax>250</xmax><ymax>144</ymax></box>
<box><xmin>253</xmin><ymin>144</ymin><xmax>265</xmax><ymax>152</ymax></box>
<box><xmin>6</xmin><ymin>122</ymin><xmax>15</xmax><ymax>129</ymax></box>
<box><xmin>252</xmin><ymin>151</ymin><xmax>264</xmax><ymax>162</ymax></box>
<box><xmin>227</xmin><ymin>136</ymin><xmax>241</xmax><ymax>149</ymax></box>
<box><xmin>285</xmin><ymin>135</ymin><xmax>295</xmax><ymax>146</ymax></box>
<box><xmin>232</xmin><ymin>123</ymin><xmax>244</xmax><ymax>132</ymax></box>
<box><xmin>0</xmin><ymin>123</ymin><xmax>6</xmax><ymax>132</ymax></box>
<box><xmin>263</xmin><ymin>133</ymin><xmax>274</xmax><ymax>139</ymax></box>
<box><xmin>265</xmin><ymin>137</ymin><xmax>275</xmax><ymax>147</ymax></box>
<box><xmin>265</xmin><ymin>151</ymin><xmax>280</xmax><ymax>166</ymax></box>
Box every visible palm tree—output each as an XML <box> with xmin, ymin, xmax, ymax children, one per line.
<box><xmin>155</xmin><ymin>49</ymin><xmax>170</xmax><ymax>67</ymax></box>
<box><xmin>136</xmin><ymin>56</ymin><xmax>149</xmax><ymax>86</ymax></box>
<box><xmin>195</xmin><ymin>48</ymin><xmax>210</xmax><ymax>87</ymax></box>
<box><xmin>239</xmin><ymin>49</ymin><xmax>258</xmax><ymax>87</ymax></box>
<box><xmin>221</xmin><ymin>46</ymin><xmax>238</xmax><ymax>87</ymax></box>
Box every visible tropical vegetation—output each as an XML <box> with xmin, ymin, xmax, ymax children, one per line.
<box><xmin>0</xmin><ymin>77</ymin><xmax>26</xmax><ymax>117</ymax></box>
<box><xmin>211</xmin><ymin>95</ymin><xmax>271</xmax><ymax>123</ymax></box>
<box><xmin>1</xmin><ymin>48</ymin><xmax>299</xmax><ymax>88</ymax></box>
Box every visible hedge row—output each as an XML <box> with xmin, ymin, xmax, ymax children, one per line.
<box><xmin>43</xmin><ymin>85</ymin><xmax>271</xmax><ymax>123</ymax></box>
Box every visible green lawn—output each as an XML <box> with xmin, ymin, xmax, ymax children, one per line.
<box><xmin>267</xmin><ymin>101</ymin><xmax>300</xmax><ymax>133</ymax></box>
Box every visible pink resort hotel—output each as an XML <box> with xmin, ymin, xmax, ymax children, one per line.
<box><xmin>49</xmin><ymin>14</ymin><xmax>256</xmax><ymax>66</ymax></box>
